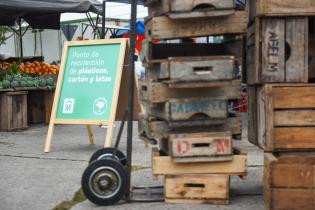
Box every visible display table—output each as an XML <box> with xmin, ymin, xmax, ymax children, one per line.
<box><xmin>0</xmin><ymin>87</ymin><xmax>55</xmax><ymax>131</ymax></box>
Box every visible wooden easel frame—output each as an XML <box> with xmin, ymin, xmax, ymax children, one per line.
<box><xmin>44</xmin><ymin>39</ymin><xmax>127</xmax><ymax>152</ymax></box>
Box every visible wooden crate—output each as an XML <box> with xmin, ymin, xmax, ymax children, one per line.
<box><xmin>146</xmin><ymin>0</ymin><xmax>237</xmax><ymax>19</ymax></box>
<box><xmin>138</xmin><ymin>79</ymin><xmax>241</xmax><ymax>104</ymax></box>
<box><xmin>138</xmin><ymin>114</ymin><xmax>241</xmax><ymax>142</ymax></box>
<box><xmin>141</xmin><ymin>38</ymin><xmax>244</xmax><ymax>65</ymax></box>
<box><xmin>247</xmin><ymin>17</ymin><xmax>308</xmax><ymax>84</ymax></box>
<box><xmin>164</xmin><ymin>174</ymin><xmax>230</xmax><ymax>204</ymax></box>
<box><xmin>142</xmin><ymin>98</ymin><xmax>229</xmax><ymax>122</ymax></box>
<box><xmin>264</xmin><ymin>152</ymin><xmax>315</xmax><ymax>210</ymax></box>
<box><xmin>28</xmin><ymin>90</ymin><xmax>46</xmax><ymax>124</ymax></box>
<box><xmin>151</xmin><ymin>148</ymin><xmax>247</xmax><ymax>176</ymax></box>
<box><xmin>145</xmin><ymin>11</ymin><xmax>248</xmax><ymax>39</ymax></box>
<box><xmin>145</xmin><ymin>56</ymin><xmax>237</xmax><ymax>83</ymax></box>
<box><xmin>0</xmin><ymin>91</ymin><xmax>28</xmax><ymax>131</ymax></box>
<box><xmin>249</xmin><ymin>0</ymin><xmax>315</xmax><ymax>22</ymax></box>
<box><xmin>168</xmin><ymin>132</ymin><xmax>233</xmax><ymax>163</ymax></box>
<box><xmin>250</xmin><ymin>84</ymin><xmax>315</xmax><ymax>151</ymax></box>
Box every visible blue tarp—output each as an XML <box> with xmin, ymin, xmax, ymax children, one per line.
<box><xmin>116</xmin><ymin>20</ymin><xmax>145</xmax><ymax>36</ymax></box>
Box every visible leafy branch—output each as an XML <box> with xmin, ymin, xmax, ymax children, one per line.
<box><xmin>0</xmin><ymin>26</ymin><xmax>10</xmax><ymax>46</ymax></box>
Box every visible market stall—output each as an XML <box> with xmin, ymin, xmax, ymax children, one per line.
<box><xmin>0</xmin><ymin>0</ymin><xmax>103</xmax><ymax>130</ymax></box>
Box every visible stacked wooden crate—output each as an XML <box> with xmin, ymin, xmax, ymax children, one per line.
<box><xmin>139</xmin><ymin>0</ymin><xmax>248</xmax><ymax>204</ymax></box>
<box><xmin>247</xmin><ymin>1</ymin><xmax>315</xmax><ymax>209</ymax></box>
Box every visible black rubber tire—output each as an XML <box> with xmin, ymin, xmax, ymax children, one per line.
<box><xmin>89</xmin><ymin>148</ymin><xmax>127</xmax><ymax>166</ymax></box>
<box><xmin>81</xmin><ymin>159</ymin><xmax>127</xmax><ymax>206</ymax></box>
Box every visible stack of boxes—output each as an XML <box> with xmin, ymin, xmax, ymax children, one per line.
<box><xmin>138</xmin><ymin>0</ymin><xmax>248</xmax><ymax>204</ymax></box>
<box><xmin>247</xmin><ymin>1</ymin><xmax>315</xmax><ymax>209</ymax></box>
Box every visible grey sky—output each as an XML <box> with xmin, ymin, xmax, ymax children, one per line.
<box><xmin>61</xmin><ymin>2</ymin><xmax>148</xmax><ymax>21</ymax></box>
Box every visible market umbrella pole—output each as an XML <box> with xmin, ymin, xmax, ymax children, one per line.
<box><xmin>18</xmin><ymin>17</ymin><xmax>23</xmax><ymax>62</ymax></box>
<box><xmin>126</xmin><ymin>0</ymin><xmax>137</xmax><ymax>202</ymax></box>
<box><xmin>101</xmin><ymin>0</ymin><xmax>106</xmax><ymax>39</ymax></box>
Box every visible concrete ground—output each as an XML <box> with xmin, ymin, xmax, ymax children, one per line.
<box><xmin>0</xmin><ymin>115</ymin><xmax>264</xmax><ymax>210</ymax></box>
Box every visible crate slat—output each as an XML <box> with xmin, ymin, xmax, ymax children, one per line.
<box><xmin>151</xmin><ymin>148</ymin><xmax>247</xmax><ymax>176</ymax></box>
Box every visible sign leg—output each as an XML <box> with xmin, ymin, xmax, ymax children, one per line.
<box><xmin>104</xmin><ymin>123</ymin><xmax>113</xmax><ymax>148</ymax></box>
<box><xmin>44</xmin><ymin>123</ymin><xmax>55</xmax><ymax>153</ymax></box>
<box><xmin>86</xmin><ymin>125</ymin><xmax>95</xmax><ymax>145</ymax></box>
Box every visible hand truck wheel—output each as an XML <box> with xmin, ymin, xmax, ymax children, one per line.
<box><xmin>81</xmin><ymin>158</ymin><xmax>127</xmax><ymax>206</ymax></box>
<box><xmin>89</xmin><ymin>147</ymin><xmax>127</xmax><ymax>166</ymax></box>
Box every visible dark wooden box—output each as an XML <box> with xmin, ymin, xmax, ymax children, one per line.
<box><xmin>0</xmin><ymin>91</ymin><xmax>28</xmax><ymax>131</ymax></box>
<box><xmin>28</xmin><ymin>90</ymin><xmax>46</xmax><ymax>124</ymax></box>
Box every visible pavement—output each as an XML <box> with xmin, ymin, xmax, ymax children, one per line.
<box><xmin>0</xmin><ymin>114</ymin><xmax>265</xmax><ymax>210</ymax></box>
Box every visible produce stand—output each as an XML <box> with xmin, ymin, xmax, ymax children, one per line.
<box><xmin>0</xmin><ymin>0</ymin><xmax>103</xmax><ymax>130</ymax></box>
<box><xmin>0</xmin><ymin>59</ymin><xmax>59</xmax><ymax>129</ymax></box>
